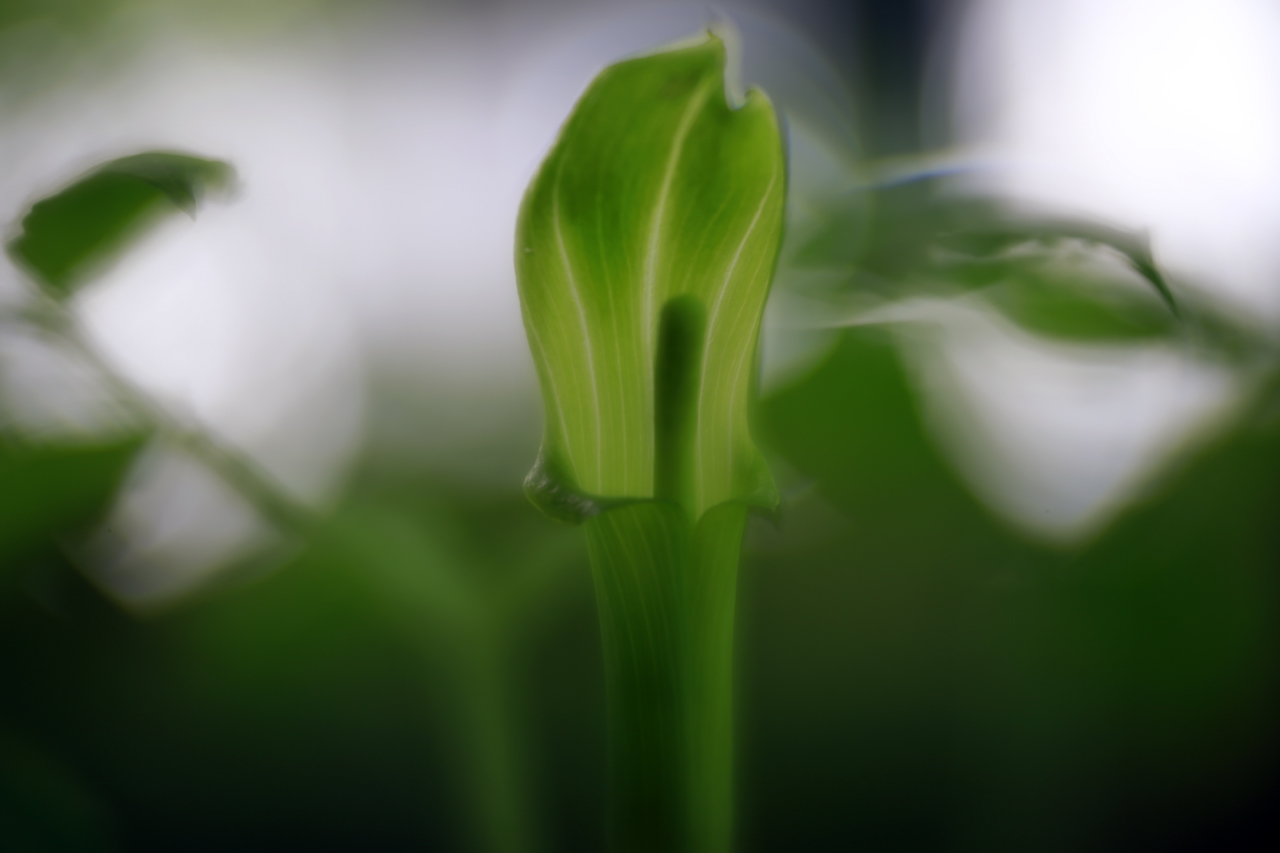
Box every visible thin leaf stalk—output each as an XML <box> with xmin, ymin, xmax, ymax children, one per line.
<box><xmin>34</xmin><ymin>296</ymin><xmax>315</xmax><ymax>536</ymax></box>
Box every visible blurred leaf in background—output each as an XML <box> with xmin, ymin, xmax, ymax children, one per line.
<box><xmin>7</xmin><ymin>152</ymin><xmax>235</xmax><ymax>299</ymax></box>
<box><xmin>0</xmin><ymin>435</ymin><xmax>144</xmax><ymax>580</ymax></box>
<box><xmin>785</xmin><ymin>174</ymin><xmax>1186</xmax><ymax>345</ymax></box>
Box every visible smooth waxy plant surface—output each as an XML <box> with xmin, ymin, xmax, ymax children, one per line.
<box><xmin>517</xmin><ymin>34</ymin><xmax>785</xmax><ymax>522</ymax></box>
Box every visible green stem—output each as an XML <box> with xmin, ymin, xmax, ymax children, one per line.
<box><xmin>684</xmin><ymin>503</ymin><xmax>747</xmax><ymax>853</ymax></box>
<box><xmin>583</xmin><ymin>295</ymin><xmax>750</xmax><ymax>852</ymax></box>
<box><xmin>585</xmin><ymin>500</ymin><xmax>746</xmax><ymax>853</ymax></box>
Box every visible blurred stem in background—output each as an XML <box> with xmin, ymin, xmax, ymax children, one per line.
<box><xmin>21</xmin><ymin>291</ymin><xmax>315</xmax><ymax>537</ymax></box>
<box><xmin>317</xmin><ymin>502</ymin><xmax>578</xmax><ymax>853</ymax></box>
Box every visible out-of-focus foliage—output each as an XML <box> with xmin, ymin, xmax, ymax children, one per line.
<box><xmin>0</xmin><ymin>473</ymin><xmax>599</xmax><ymax>853</ymax></box>
<box><xmin>0</xmin><ymin>725</ymin><xmax>116</xmax><ymax>853</ymax></box>
<box><xmin>0</xmin><ymin>436</ymin><xmax>144</xmax><ymax>578</ymax></box>
<box><xmin>787</xmin><ymin>176</ymin><xmax>1191</xmax><ymax>344</ymax></box>
<box><xmin>746</xmin><ymin>328</ymin><xmax>1279</xmax><ymax>849</ymax></box>
<box><xmin>7</xmin><ymin>152</ymin><xmax>234</xmax><ymax>299</ymax></box>
<box><xmin>5</xmin><ymin>330</ymin><xmax>1275</xmax><ymax>851</ymax></box>
<box><xmin>1</xmin><ymin>3</ymin><xmax>1278</xmax><ymax>851</ymax></box>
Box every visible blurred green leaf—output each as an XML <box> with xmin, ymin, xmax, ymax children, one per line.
<box><xmin>980</xmin><ymin>276</ymin><xmax>1172</xmax><ymax>341</ymax></box>
<box><xmin>0</xmin><ymin>435</ymin><xmax>144</xmax><ymax>574</ymax></box>
<box><xmin>789</xmin><ymin>179</ymin><xmax>961</xmax><ymax>292</ymax></box>
<box><xmin>946</xmin><ymin>217</ymin><xmax>1175</xmax><ymax>314</ymax></box>
<box><xmin>516</xmin><ymin>34</ymin><xmax>786</xmax><ymax>521</ymax></box>
<box><xmin>788</xmin><ymin>175</ymin><xmax>1182</xmax><ymax>342</ymax></box>
<box><xmin>969</xmin><ymin>246</ymin><xmax>1178</xmax><ymax>342</ymax></box>
<box><xmin>6</xmin><ymin>151</ymin><xmax>234</xmax><ymax>298</ymax></box>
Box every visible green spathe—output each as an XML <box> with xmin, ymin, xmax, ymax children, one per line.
<box><xmin>516</xmin><ymin>33</ymin><xmax>786</xmax><ymax>523</ymax></box>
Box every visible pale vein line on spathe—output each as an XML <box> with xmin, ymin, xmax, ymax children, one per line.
<box><xmin>553</xmin><ymin>182</ymin><xmax>603</xmax><ymax>492</ymax></box>
<box><xmin>526</xmin><ymin>321</ymin><xmax>575</xmax><ymax>477</ymax></box>
<box><xmin>693</xmin><ymin>166</ymin><xmax>780</xmax><ymax>509</ymax></box>
<box><xmin>641</xmin><ymin>77</ymin><xmax>717</xmax><ymax>360</ymax></box>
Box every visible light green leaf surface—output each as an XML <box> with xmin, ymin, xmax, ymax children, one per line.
<box><xmin>7</xmin><ymin>151</ymin><xmax>234</xmax><ymax>298</ymax></box>
<box><xmin>516</xmin><ymin>34</ymin><xmax>786</xmax><ymax>522</ymax></box>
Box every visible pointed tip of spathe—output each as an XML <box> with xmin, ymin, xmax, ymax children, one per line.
<box><xmin>621</xmin><ymin>25</ymin><xmax>753</xmax><ymax>113</ymax></box>
<box><xmin>705</xmin><ymin>13</ymin><xmax>747</xmax><ymax>109</ymax></box>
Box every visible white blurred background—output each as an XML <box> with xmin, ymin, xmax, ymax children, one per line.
<box><xmin>926</xmin><ymin>0</ymin><xmax>1280</xmax><ymax>539</ymax></box>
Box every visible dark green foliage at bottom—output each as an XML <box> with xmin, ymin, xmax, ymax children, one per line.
<box><xmin>746</xmin><ymin>329</ymin><xmax>1279</xmax><ymax>850</ymax></box>
<box><xmin>1</xmin><ymin>437</ymin><xmax>144</xmax><ymax>577</ymax></box>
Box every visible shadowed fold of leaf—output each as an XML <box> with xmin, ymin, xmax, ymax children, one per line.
<box><xmin>0</xmin><ymin>436</ymin><xmax>146</xmax><ymax>576</ymax></box>
<box><xmin>516</xmin><ymin>34</ymin><xmax>786</xmax><ymax>523</ymax></box>
<box><xmin>6</xmin><ymin>151</ymin><xmax>235</xmax><ymax>298</ymax></box>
